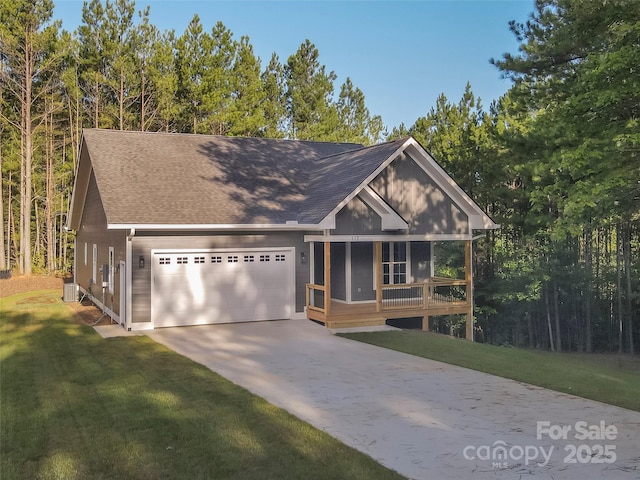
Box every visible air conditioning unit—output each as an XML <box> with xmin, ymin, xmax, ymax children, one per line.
<box><xmin>63</xmin><ymin>283</ymin><xmax>79</xmax><ymax>302</ymax></box>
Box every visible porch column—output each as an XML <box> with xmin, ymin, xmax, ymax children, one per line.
<box><xmin>324</xmin><ymin>242</ymin><xmax>331</xmax><ymax>316</ymax></box>
<box><xmin>375</xmin><ymin>241</ymin><xmax>382</xmax><ymax>312</ymax></box>
<box><xmin>465</xmin><ymin>240</ymin><xmax>473</xmax><ymax>341</ymax></box>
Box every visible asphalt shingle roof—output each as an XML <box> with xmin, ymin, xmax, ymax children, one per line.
<box><xmin>82</xmin><ymin>129</ymin><xmax>407</xmax><ymax>226</ymax></box>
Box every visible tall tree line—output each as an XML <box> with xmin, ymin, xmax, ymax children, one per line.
<box><xmin>0</xmin><ymin>0</ymin><xmax>384</xmax><ymax>276</ymax></box>
<box><xmin>393</xmin><ymin>0</ymin><xmax>638</xmax><ymax>354</ymax></box>
<box><xmin>1</xmin><ymin>0</ymin><xmax>637</xmax><ymax>354</ymax></box>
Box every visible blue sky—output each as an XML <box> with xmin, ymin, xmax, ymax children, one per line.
<box><xmin>53</xmin><ymin>0</ymin><xmax>535</xmax><ymax>131</ymax></box>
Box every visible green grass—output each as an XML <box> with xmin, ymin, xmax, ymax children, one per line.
<box><xmin>339</xmin><ymin>330</ymin><xmax>640</xmax><ymax>412</ymax></box>
<box><xmin>0</xmin><ymin>291</ymin><xmax>404</xmax><ymax>480</ymax></box>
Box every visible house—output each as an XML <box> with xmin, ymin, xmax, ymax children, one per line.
<box><xmin>67</xmin><ymin>129</ymin><xmax>498</xmax><ymax>339</ymax></box>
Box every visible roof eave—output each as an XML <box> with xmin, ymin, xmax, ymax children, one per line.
<box><xmin>67</xmin><ymin>133</ymin><xmax>90</xmax><ymax>231</ymax></box>
<box><xmin>469</xmin><ymin>214</ymin><xmax>500</xmax><ymax>230</ymax></box>
<box><xmin>106</xmin><ymin>222</ymin><xmax>326</xmax><ymax>232</ymax></box>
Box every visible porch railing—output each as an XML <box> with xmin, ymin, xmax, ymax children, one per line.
<box><xmin>307</xmin><ymin>278</ymin><xmax>468</xmax><ymax>316</ymax></box>
<box><xmin>426</xmin><ymin>277</ymin><xmax>468</xmax><ymax>306</ymax></box>
<box><xmin>306</xmin><ymin>283</ymin><xmax>326</xmax><ymax>314</ymax></box>
<box><xmin>380</xmin><ymin>278</ymin><xmax>468</xmax><ymax>311</ymax></box>
<box><xmin>381</xmin><ymin>283</ymin><xmax>426</xmax><ymax>309</ymax></box>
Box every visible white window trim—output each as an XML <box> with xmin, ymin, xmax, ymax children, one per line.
<box><xmin>383</xmin><ymin>241</ymin><xmax>408</xmax><ymax>285</ymax></box>
<box><xmin>374</xmin><ymin>241</ymin><xmax>411</xmax><ymax>288</ymax></box>
<box><xmin>84</xmin><ymin>242</ymin><xmax>88</xmax><ymax>266</ymax></box>
<box><xmin>108</xmin><ymin>247</ymin><xmax>115</xmax><ymax>294</ymax></box>
<box><xmin>345</xmin><ymin>242</ymin><xmax>352</xmax><ymax>302</ymax></box>
<box><xmin>92</xmin><ymin>244</ymin><xmax>97</xmax><ymax>285</ymax></box>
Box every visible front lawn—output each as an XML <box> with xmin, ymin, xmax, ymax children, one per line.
<box><xmin>339</xmin><ymin>330</ymin><xmax>640</xmax><ymax>412</ymax></box>
<box><xmin>0</xmin><ymin>291</ymin><xmax>404</xmax><ymax>480</ymax></box>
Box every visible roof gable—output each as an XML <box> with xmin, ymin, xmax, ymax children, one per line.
<box><xmin>317</xmin><ymin>137</ymin><xmax>498</xmax><ymax>231</ymax></box>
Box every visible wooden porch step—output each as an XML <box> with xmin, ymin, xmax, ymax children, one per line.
<box><xmin>326</xmin><ymin>317</ymin><xmax>387</xmax><ymax>329</ymax></box>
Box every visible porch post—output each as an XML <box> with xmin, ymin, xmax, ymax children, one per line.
<box><xmin>422</xmin><ymin>315</ymin><xmax>429</xmax><ymax>332</ymax></box>
<box><xmin>375</xmin><ymin>241</ymin><xmax>382</xmax><ymax>312</ymax></box>
<box><xmin>324</xmin><ymin>242</ymin><xmax>331</xmax><ymax>316</ymax></box>
<box><xmin>465</xmin><ymin>240</ymin><xmax>473</xmax><ymax>341</ymax></box>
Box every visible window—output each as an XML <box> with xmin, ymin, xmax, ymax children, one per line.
<box><xmin>228</xmin><ymin>255</ymin><xmax>239</xmax><ymax>263</ymax></box>
<box><xmin>244</xmin><ymin>255</ymin><xmax>255</xmax><ymax>263</ymax></box>
<box><xmin>194</xmin><ymin>256</ymin><xmax>206</xmax><ymax>264</ymax></box>
<box><xmin>275</xmin><ymin>254</ymin><xmax>285</xmax><ymax>262</ymax></box>
<box><xmin>382</xmin><ymin>242</ymin><xmax>407</xmax><ymax>285</ymax></box>
<box><xmin>211</xmin><ymin>256</ymin><xmax>222</xmax><ymax>263</ymax></box>
<box><xmin>92</xmin><ymin>244</ymin><xmax>97</xmax><ymax>284</ymax></box>
<box><xmin>260</xmin><ymin>255</ymin><xmax>270</xmax><ymax>262</ymax></box>
<box><xmin>177</xmin><ymin>257</ymin><xmax>188</xmax><ymax>264</ymax></box>
<box><xmin>159</xmin><ymin>257</ymin><xmax>171</xmax><ymax>265</ymax></box>
<box><xmin>108</xmin><ymin>247</ymin><xmax>115</xmax><ymax>294</ymax></box>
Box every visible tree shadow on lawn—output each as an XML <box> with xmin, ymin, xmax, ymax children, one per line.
<box><xmin>0</xmin><ymin>292</ymin><xmax>403</xmax><ymax>480</ymax></box>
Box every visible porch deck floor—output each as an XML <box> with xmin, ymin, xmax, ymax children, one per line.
<box><xmin>308</xmin><ymin>299</ymin><xmax>470</xmax><ymax>329</ymax></box>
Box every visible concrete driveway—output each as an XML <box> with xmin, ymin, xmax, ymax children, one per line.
<box><xmin>147</xmin><ymin>320</ymin><xmax>640</xmax><ymax>480</ymax></box>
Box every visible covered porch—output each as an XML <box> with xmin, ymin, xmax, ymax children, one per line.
<box><xmin>304</xmin><ymin>237</ymin><xmax>475</xmax><ymax>340</ymax></box>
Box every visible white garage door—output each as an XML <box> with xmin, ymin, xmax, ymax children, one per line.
<box><xmin>152</xmin><ymin>249</ymin><xmax>294</xmax><ymax>328</ymax></box>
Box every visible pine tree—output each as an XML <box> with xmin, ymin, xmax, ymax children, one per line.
<box><xmin>229</xmin><ymin>36</ymin><xmax>266</xmax><ymax>137</ymax></box>
<box><xmin>202</xmin><ymin>21</ymin><xmax>237</xmax><ymax>135</ymax></box>
<box><xmin>260</xmin><ymin>53</ymin><xmax>286</xmax><ymax>138</ymax></box>
<box><xmin>175</xmin><ymin>14</ymin><xmax>208</xmax><ymax>133</ymax></box>
<box><xmin>285</xmin><ymin>39</ymin><xmax>338</xmax><ymax>141</ymax></box>
<box><xmin>0</xmin><ymin>0</ymin><xmax>62</xmax><ymax>275</ymax></box>
<box><xmin>77</xmin><ymin>0</ymin><xmax>110</xmax><ymax>128</ymax></box>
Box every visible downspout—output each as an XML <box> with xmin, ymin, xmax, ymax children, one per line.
<box><xmin>126</xmin><ymin>228</ymin><xmax>135</xmax><ymax>330</ymax></box>
<box><xmin>73</xmin><ymin>231</ymin><xmax>77</xmax><ymax>285</ymax></box>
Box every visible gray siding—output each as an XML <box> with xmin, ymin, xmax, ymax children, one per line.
<box><xmin>330</xmin><ymin>243</ymin><xmax>346</xmax><ymax>301</ymax></box>
<box><xmin>351</xmin><ymin>243</ymin><xmax>375</xmax><ymax>301</ymax></box>
<box><xmin>333</xmin><ymin>196</ymin><xmax>382</xmax><ymax>235</ymax></box>
<box><xmin>130</xmin><ymin>231</ymin><xmax>312</xmax><ymax>324</ymax></box>
<box><xmin>313</xmin><ymin>242</ymin><xmax>324</xmax><ymax>285</ymax></box>
<box><xmin>370</xmin><ymin>152</ymin><xmax>468</xmax><ymax>234</ymax></box>
<box><xmin>74</xmin><ymin>171</ymin><xmax>126</xmax><ymax>317</ymax></box>
<box><xmin>69</xmin><ymin>142</ymin><xmax>92</xmax><ymax>231</ymax></box>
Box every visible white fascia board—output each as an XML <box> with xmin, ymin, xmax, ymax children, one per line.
<box><xmin>358</xmin><ymin>186</ymin><xmax>408</xmax><ymax>231</ymax></box>
<box><xmin>67</xmin><ymin>135</ymin><xmax>90</xmax><ymax>231</ymax></box>
<box><xmin>404</xmin><ymin>139</ymin><xmax>500</xmax><ymax>230</ymax></box>
<box><xmin>304</xmin><ymin>233</ymin><xmax>473</xmax><ymax>242</ymax></box>
<box><xmin>317</xmin><ymin>138</ymin><xmax>412</xmax><ymax>228</ymax></box>
<box><xmin>107</xmin><ymin>223</ymin><xmax>324</xmax><ymax>232</ymax></box>
<box><xmin>469</xmin><ymin>214</ymin><xmax>501</xmax><ymax>230</ymax></box>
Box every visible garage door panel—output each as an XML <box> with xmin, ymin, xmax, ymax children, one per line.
<box><xmin>153</xmin><ymin>249</ymin><xmax>293</xmax><ymax>328</ymax></box>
